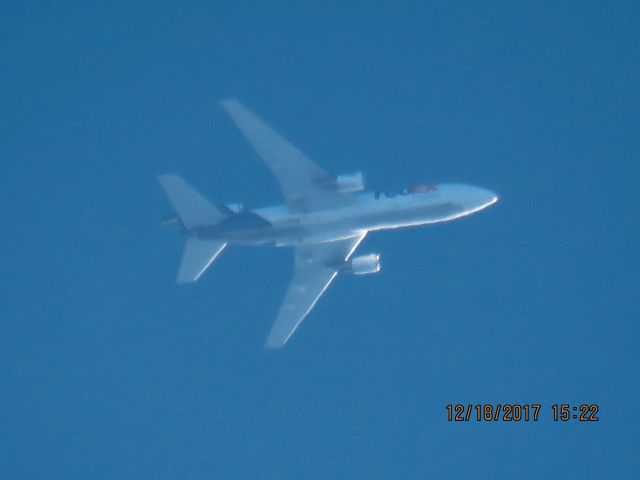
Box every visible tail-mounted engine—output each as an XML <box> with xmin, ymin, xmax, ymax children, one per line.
<box><xmin>348</xmin><ymin>253</ymin><xmax>381</xmax><ymax>275</ymax></box>
<box><xmin>224</xmin><ymin>203</ymin><xmax>244</xmax><ymax>214</ymax></box>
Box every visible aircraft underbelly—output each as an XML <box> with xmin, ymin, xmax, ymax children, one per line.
<box><xmin>364</xmin><ymin>202</ymin><xmax>464</xmax><ymax>230</ymax></box>
<box><xmin>202</xmin><ymin>201</ymin><xmax>464</xmax><ymax>246</ymax></box>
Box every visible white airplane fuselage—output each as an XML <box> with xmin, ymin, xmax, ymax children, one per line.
<box><xmin>160</xmin><ymin>99</ymin><xmax>501</xmax><ymax>347</ymax></box>
<box><xmin>197</xmin><ymin>183</ymin><xmax>498</xmax><ymax>246</ymax></box>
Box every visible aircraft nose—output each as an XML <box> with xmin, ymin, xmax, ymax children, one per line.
<box><xmin>437</xmin><ymin>183</ymin><xmax>499</xmax><ymax>212</ymax></box>
<box><xmin>470</xmin><ymin>186</ymin><xmax>499</xmax><ymax>210</ymax></box>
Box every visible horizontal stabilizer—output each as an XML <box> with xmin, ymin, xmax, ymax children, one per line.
<box><xmin>158</xmin><ymin>174</ymin><xmax>226</xmax><ymax>230</ymax></box>
<box><xmin>177</xmin><ymin>238</ymin><xmax>227</xmax><ymax>283</ymax></box>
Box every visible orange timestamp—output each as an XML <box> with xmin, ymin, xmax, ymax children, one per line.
<box><xmin>446</xmin><ymin>404</ymin><xmax>601</xmax><ymax>422</ymax></box>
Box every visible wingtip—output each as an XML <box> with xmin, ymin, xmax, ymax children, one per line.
<box><xmin>264</xmin><ymin>335</ymin><xmax>287</xmax><ymax>350</ymax></box>
<box><xmin>219</xmin><ymin>98</ymin><xmax>239</xmax><ymax>110</ymax></box>
<box><xmin>157</xmin><ymin>173</ymin><xmax>178</xmax><ymax>185</ymax></box>
<box><xmin>264</xmin><ymin>341</ymin><xmax>283</xmax><ymax>350</ymax></box>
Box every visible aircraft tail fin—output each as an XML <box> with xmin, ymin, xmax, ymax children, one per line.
<box><xmin>177</xmin><ymin>237</ymin><xmax>227</xmax><ymax>283</ymax></box>
<box><xmin>158</xmin><ymin>174</ymin><xmax>226</xmax><ymax>230</ymax></box>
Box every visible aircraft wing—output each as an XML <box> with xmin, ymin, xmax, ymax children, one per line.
<box><xmin>221</xmin><ymin>99</ymin><xmax>357</xmax><ymax>213</ymax></box>
<box><xmin>265</xmin><ymin>232</ymin><xmax>367</xmax><ymax>348</ymax></box>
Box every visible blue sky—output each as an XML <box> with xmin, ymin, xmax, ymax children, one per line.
<box><xmin>1</xmin><ymin>1</ymin><xmax>639</xmax><ymax>478</ymax></box>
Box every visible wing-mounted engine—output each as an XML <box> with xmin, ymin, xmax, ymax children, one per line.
<box><xmin>319</xmin><ymin>172</ymin><xmax>365</xmax><ymax>193</ymax></box>
<box><xmin>348</xmin><ymin>253</ymin><xmax>381</xmax><ymax>275</ymax></box>
<box><xmin>336</xmin><ymin>172</ymin><xmax>364</xmax><ymax>193</ymax></box>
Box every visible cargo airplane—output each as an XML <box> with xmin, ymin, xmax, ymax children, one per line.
<box><xmin>159</xmin><ymin>99</ymin><xmax>498</xmax><ymax>348</ymax></box>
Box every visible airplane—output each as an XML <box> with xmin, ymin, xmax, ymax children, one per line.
<box><xmin>159</xmin><ymin>99</ymin><xmax>498</xmax><ymax>348</ymax></box>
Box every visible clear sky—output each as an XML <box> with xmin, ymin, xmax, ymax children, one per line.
<box><xmin>1</xmin><ymin>1</ymin><xmax>639</xmax><ymax>478</ymax></box>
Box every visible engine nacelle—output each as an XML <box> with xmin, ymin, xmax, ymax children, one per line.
<box><xmin>349</xmin><ymin>253</ymin><xmax>381</xmax><ymax>275</ymax></box>
<box><xmin>335</xmin><ymin>171</ymin><xmax>365</xmax><ymax>193</ymax></box>
<box><xmin>225</xmin><ymin>203</ymin><xmax>244</xmax><ymax>214</ymax></box>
